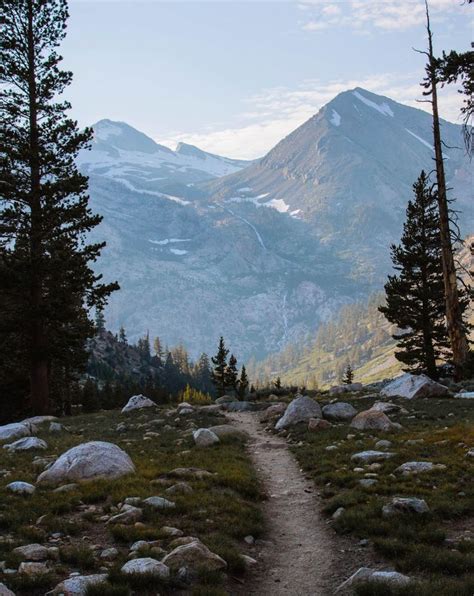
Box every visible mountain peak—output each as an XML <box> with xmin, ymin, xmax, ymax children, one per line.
<box><xmin>92</xmin><ymin>119</ymin><xmax>174</xmax><ymax>155</ymax></box>
<box><xmin>175</xmin><ymin>142</ymin><xmax>207</xmax><ymax>158</ymax></box>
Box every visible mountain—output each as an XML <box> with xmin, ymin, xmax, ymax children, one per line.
<box><xmin>81</xmin><ymin>90</ymin><xmax>472</xmax><ymax>362</ymax></box>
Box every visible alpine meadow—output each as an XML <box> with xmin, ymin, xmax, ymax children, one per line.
<box><xmin>0</xmin><ymin>1</ymin><xmax>473</xmax><ymax>595</ymax></box>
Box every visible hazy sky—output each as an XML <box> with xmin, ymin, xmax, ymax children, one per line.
<box><xmin>64</xmin><ymin>0</ymin><xmax>472</xmax><ymax>158</ymax></box>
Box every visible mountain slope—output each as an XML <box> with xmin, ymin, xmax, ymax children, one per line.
<box><xmin>82</xmin><ymin>90</ymin><xmax>472</xmax><ymax>361</ymax></box>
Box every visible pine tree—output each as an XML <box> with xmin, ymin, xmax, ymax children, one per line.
<box><xmin>119</xmin><ymin>326</ymin><xmax>127</xmax><ymax>344</ymax></box>
<box><xmin>1</xmin><ymin>0</ymin><xmax>118</xmax><ymax>414</ymax></box>
<box><xmin>273</xmin><ymin>377</ymin><xmax>282</xmax><ymax>390</ymax></box>
<box><xmin>194</xmin><ymin>353</ymin><xmax>213</xmax><ymax>395</ymax></box>
<box><xmin>95</xmin><ymin>310</ymin><xmax>106</xmax><ymax>333</ymax></box>
<box><xmin>225</xmin><ymin>354</ymin><xmax>238</xmax><ymax>391</ymax></box>
<box><xmin>342</xmin><ymin>364</ymin><xmax>354</xmax><ymax>385</ymax></box>
<box><xmin>379</xmin><ymin>171</ymin><xmax>455</xmax><ymax>378</ymax></box>
<box><xmin>153</xmin><ymin>336</ymin><xmax>163</xmax><ymax>358</ymax></box>
<box><xmin>238</xmin><ymin>365</ymin><xmax>249</xmax><ymax>400</ymax></box>
<box><xmin>211</xmin><ymin>336</ymin><xmax>229</xmax><ymax>397</ymax></box>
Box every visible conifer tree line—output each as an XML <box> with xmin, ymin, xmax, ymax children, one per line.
<box><xmin>210</xmin><ymin>336</ymin><xmax>249</xmax><ymax>398</ymax></box>
<box><xmin>1</xmin><ymin>0</ymin><xmax>118</xmax><ymax>419</ymax></box>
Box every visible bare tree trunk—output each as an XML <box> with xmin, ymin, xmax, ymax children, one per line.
<box><xmin>424</xmin><ymin>1</ymin><xmax>470</xmax><ymax>380</ymax></box>
<box><xmin>27</xmin><ymin>0</ymin><xmax>49</xmax><ymax>414</ymax></box>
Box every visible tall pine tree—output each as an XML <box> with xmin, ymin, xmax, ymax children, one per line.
<box><xmin>225</xmin><ymin>354</ymin><xmax>238</xmax><ymax>391</ymax></box>
<box><xmin>379</xmin><ymin>172</ymin><xmax>451</xmax><ymax>379</ymax></box>
<box><xmin>238</xmin><ymin>365</ymin><xmax>249</xmax><ymax>400</ymax></box>
<box><xmin>211</xmin><ymin>336</ymin><xmax>229</xmax><ymax>397</ymax></box>
<box><xmin>1</xmin><ymin>0</ymin><xmax>118</xmax><ymax>414</ymax></box>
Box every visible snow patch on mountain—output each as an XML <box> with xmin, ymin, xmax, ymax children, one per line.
<box><xmin>353</xmin><ymin>90</ymin><xmax>394</xmax><ymax>117</ymax></box>
<box><xmin>330</xmin><ymin>109</ymin><xmax>341</xmax><ymax>127</ymax></box>
<box><xmin>170</xmin><ymin>248</ymin><xmax>188</xmax><ymax>255</ymax></box>
<box><xmin>405</xmin><ymin>129</ymin><xmax>434</xmax><ymax>151</ymax></box>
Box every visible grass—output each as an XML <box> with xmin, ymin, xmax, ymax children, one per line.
<box><xmin>0</xmin><ymin>405</ymin><xmax>265</xmax><ymax>595</ymax></box>
<box><xmin>288</xmin><ymin>391</ymin><xmax>474</xmax><ymax>595</ymax></box>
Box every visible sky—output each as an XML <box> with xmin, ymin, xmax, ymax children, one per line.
<box><xmin>64</xmin><ymin>0</ymin><xmax>472</xmax><ymax>159</ymax></box>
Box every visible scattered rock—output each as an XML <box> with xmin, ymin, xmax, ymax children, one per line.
<box><xmin>395</xmin><ymin>461</ymin><xmax>447</xmax><ymax>475</ymax></box>
<box><xmin>164</xmin><ymin>467</ymin><xmax>214</xmax><ymax>480</ymax></box>
<box><xmin>18</xmin><ymin>561</ymin><xmax>49</xmax><ymax>575</ymax></box>
<box><xmin>0</xmin><ymin>423</ymin><xmax>31</xmax><ymax>443</ymax></box>
<box><xmin>162</xmin><ymin>539</ymin><xmax>227</xmax><ymax>572</ymax></box>
<box><xmin>121</xmin><ymin>557</ymin><xmax>170</xmax><ymax>578</ymax></box>
<box><xmin>37</xmin><ymin>441</ymin><xmax>135</xmax><ymax>484</ymax></box>
<box><xmin>161</xmin><ymin>526</ymin><xmax>183</xmax><ymax>538</ymax></box>
<box><xmin>49</xmin><ymin>573</ymin><xmax>107</xmax><ymax>595</ymax></box>
<box><xmin>374</xmin><ymin>439</ymin><xmax>392</xmax><ymax>449</ymax></box>
<box><xmin>275</xmin><ymin>395</ymin><xmax>322</xmax><ymax>430</ymax></box>
<box><xmin>143</xmin><ymin>496</ymin><xmax>176</xmax><ymax>509</ymax></box>
<box><xmin>13</xmin><ymin>544</ymin><xmax>49</xmax><ymax>561</ymax></box>
<box><xmin>21</xmin><ymin>416</ymin><xmax>57</xmax><ymax>426</ymax></box>
<box><xmin>322</xmin><ymin>402</ymin><xmax>357</xmax><ymax>422</ymax></box>
<box><xmin>336</xmin><ymin>567</ymin><xmax>411</xmax><ymax>593</ymax></box>
<box><xmin>351</xmin><ymin>450</ymin><xmax>396</xmax><ymax>464</ymax></box>
<box><xmin>455</xmin><ymin>391</ymin><xmax>474</xmax><ymax>399</ymax></box>
<box><xmin>350</xmin><ymin>410</ymin><xmax>400</xmax><ymax>432</ymax></box>
<box><xmin>215</xmin><ymin>395</ymin><xmax>236</xmax><ymax>405</ymax></box>
<box><xmin>222</xmin><ymin>401</ymin><xmax>258</xmax><ymax>412</ymax></box>
<box><xmin>370</xmin><ymin>401</ymin><xmax>401</xmax><ymax>414</ymax></box>
<box><xmin>107</xmin><ymin>505</ymin><xmax>143</xmax><ymax>525</ymax></box>
<box><xmin>49</xmin><ymin>422</ymin><xmax>63</xmax><ymax>433</ymax></box>
<box><xmin>329</xmin><ymin>383</ymin><xmax>363</xmax><ymax>395</ymax></box>
<box><xmin>6</xmin><ymin>481</ymin><xmax>35</xmax><ymax>495</ymax></box>
<box><xmin>332</xmin><ymin>507</ymin><xmax>345</xmax><ymax>520</ymax></box>
<box><xmin>208</xmin><ymin>425</ymin><xmax>248</xmax><ymax>440</ymax></box>
<box><xmin>359</xmin><ymin>478</ymin><xmax>377</xmax><ymax>487</ymax></box>
<box><xmin>193</xmin><ymin>429</ymin><xmax>219</xmax><ymax>447</ymax></box>
<box><xmin>466</xmin><ymin>448</ymin><xmax>474</xmax><ymax>458</ymax></box>
<box><xmin>381</xmin><ymin>373</ymin><xmax>449</xmax><ymax>399</ymax></box>
<box><xmin>53</xmin><ymin>483</ymin><xmax>78</xmax><ymax>493</ymax></box>
<box><xmin>4</xmin><ymin>437</ymin><xmax>47</xmax><ymax>452</ymax></box>
<box><xmin>382</xmin><ymin>497</ymin><xmax>430</xmax><ymax>517</ymax></box>
<box><xmin>100</xmin><ymin>547</ymin><xmax>119</xmax><ymax>561</ymax></box>
<box><xmin>308</xmin><ymin>418</ymin><xmax>332</xmax><ymax>432</ymax></box>
<box><xmin>165</xmin><ymin>482</ymin><xmax>193</xmax><ymax>495</ymax></box>
<box><xmin>121</xmin><ymin>394</ymin><xmax>157</xmax><ymax>413</ymax></box>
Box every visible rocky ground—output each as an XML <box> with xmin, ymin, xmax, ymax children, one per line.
<box><xmin>0</xmin><ymin>375</ymin><xmax>473</xmax><ymax>595</ymax></box>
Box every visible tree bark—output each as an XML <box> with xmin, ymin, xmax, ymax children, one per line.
<box><xmin>27</xmin><ymin>0</ymin><xmax>49</xmax><ymax>414</ymax></box>
<box><xmin>425</xmin><ymin>1</ymin><xmax>470</xmax><ymax>380</ymax></box>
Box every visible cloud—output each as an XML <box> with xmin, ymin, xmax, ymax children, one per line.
<box><xmin>299</xmin><ymin>0</ymin><xmax>470</xmax><ymax>32</ymax></box>
<box><xmin>158</xmin><ymin>73</ymin><xmax>464</xmax><ymax>160</ymax></box>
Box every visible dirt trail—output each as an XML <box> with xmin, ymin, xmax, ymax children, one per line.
<box><xmin>227</xmin><ymin>411</ymin><xmax>346</xmax><ymax>596</ymax></box>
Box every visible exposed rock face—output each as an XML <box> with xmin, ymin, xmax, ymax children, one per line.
<box><xmin>350</xmin><ymin>409</ymin><xmax>399</xmax><ymax>432</ymax></box>
<box><xmin>6</xmin><ymin>481</ymin><xmax>35</xmax><ymax>495</ymax></box>
<box><xmin>121</xmin><ymin>394</ymin><xmax>157</xmax><ymax>413</ymax></box>
<box><xmin>37</xmin><ymin>441</ymin><xmax>135</xmax><ymax>484</ymax></box>
<box><xmin>193</xmin><ymin>428</ymin><xmax>220</xmax><ymax>447</ymax></box>
<box><xmin>275</xmin><ymin>395</ymin><xmax>322</xmax><ymax>430</ymax></box>
<box><xmin>162</xmin><ymin>539</ymin><xmax>227</xmax><ymax>572</ymax></box>
<box><xmin>381</xmin><ymin>373</ymin><xmax>449</xmax><ymax>399</ymax></box>
<box><xmin>121</xmin><ymin>557</ymin><xmax>170</xmax><ymax>578</ymax></box>
<box><xmin>0</xmin><ymin>423</ymin><xmax>31</xmax><ymax>442</ymax></box>
<box><xmin>50</xmin><ymin>573</ymin><xmax>108</xmax><ymax>595</ymax></box>
<box><xmin>382</xmin><ymin>497</ymin><xmax>430</xmax><ymax>517</ymax></box>
<box><xmin>322</xmin><ymin>402</ymin><xmax>357</xmax><ymax>422</ymax></box>
<box><xmin>4</xmin><ymin>437</ymin><xmax>47</xmax><ymax>452</ymax></box>
<box><xmin>351</xmin><ymin>450</ymin><xmax>396</xmax><ymax>464</ymax></box>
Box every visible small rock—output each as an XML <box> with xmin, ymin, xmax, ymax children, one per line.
<box><xmin>13</xmin><ymin>543</ymin><xmax>49</xmax><ymax>561</ymax></box>
<box><xmin>121</xmin><ymin>557</ymin><xmax>169</xmax><ymax>578</ymax></box>
<box><xmin>241</xmin><ymin>554</ymin><xmax>257</xmax><ymax>567</ymax></box>
<box><xmin>49</xmin><ymin>573</ymin><xmax>107</xmax><ymax>595</ymax></box>
<box><xmin>395</xmin><ymin>461</ymin><xmax>447</xmax><ymax>475</ymax></box>
<box><xmin>165</xmin><ymin>482</ymin><xmax>193</xmax><ymax>495</ymax></box>
<box><xmin>121</xmin><ymin>394</ymin><xmax>157</xmax><ymax>413</ymax></box>
<box><xmin>351</xmin><ymin>450</ymin><xmax>396</xmax><ymax>464</ymax></box>
<box><xmin>4</xmin><ymin>437</ymin><xmax>47</xmax><ymax>452</ymax></box>
<box><xmin>359</xmin><ymin>478</ymin><xmax>377</xmax><ymax>487</ymax></box>
<box><xmin>350</xmin><ymin>410</ymin><xmax>400</xmax><ymax>432</ymax></box>
<box><xmin>100</xmin><ymin>547</ymin><xmax>119</xmax><ymax>561</ymax></box>
<box><xmin>0</xmin><ymin>423</ymin><xmax>31</xmax><ymax>442</ymax></box>
<box><xmin>143</xmin><ymin>496</ymin><xmax>176</xmax><ymax>509</ymax></box>
<box><xmin>382</xmin><ymin>497</ymin><xmax>430</xmax><ymax>517</ymax></box>
<box><xmin>381</xmin><ymin>373</ymin><xmax>449</xmax><ymax>399</ymax></box>
<box><xmin>53</xmin><ymin>483</ymin><xmax>78</xmax><ymax>493</ymax></box>
<box><xmin>107</xmin><ymin>505</ymin><xmax>142</xmax><ymax>525</ymax></box>
<box><xmin>336</xmin><ymin>567</ymin><xmax>411</xmax><ymax>593</ymax></box>
<box><xmin>308</xmin><ymin>418</ymin><xmax>332</xmax><ymax>432</ymax></box>
<box><xmin>18</xmin><ymin>561</ymin><xmax>48</xmax><ymax>575</ymax></box>
<box><xmin>244</xmin><ymin>535</ymin><xmax>255</xmax><ymax>545</ymax></box>
<box><xmin>162</xmin><ymin>539</ymin><xmax>227</xmax><ymax>572</ymax></box>
<box><xmin>193</xmin><ymin>428</ymin><xmax>219</xmax><ymax>447</ymax></box>
<box><xmin>161</xmin><ymin>526</ymin><xmax>183</xmax><ymax>538</ymax></box>
<box><xmin>0</xmin><ymin>583</ymin><xmax>15</xmax><ymax>596</ymax></box>
<box><xmin>6</xmin><ymin>481</ymin><xmax>35</xmax><ymax>495</ymax></box>
<box><xmin>332</xmin><ymin>507</ymin><xmax>345</xmax><ymax>520</ymax></box>
<box><xmin>49</xmin><ymin>422</ymin><xmax>63</xmax><ymax>433</ymax></box>
<box><xmin>374</xmin><ymin>439</ymin><xmax>392</xmax><ymax>449</ymax></box>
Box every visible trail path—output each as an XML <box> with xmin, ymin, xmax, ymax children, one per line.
<box><xmin>227</xmin><ymin>411</ymin><xmax>349</xmax><ymax>596</ymax></box>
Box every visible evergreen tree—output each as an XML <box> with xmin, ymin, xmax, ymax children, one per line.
<box><xmin>238</xmin><ymin>365</ymin><xmax>249</xmax><ymax>400</ymax></box>
<box><xmin>194</xmin><ymin>353</ymin><xmax>213</xmax><ymax>395</ymax></box>
<box><xmin>1</xmin><ymin>0</ymin><xmax>117</xmax><ymax>414</ymax></box>
<box><xmin>153</xmin><ymin>336</ymin><xmax>163</xmax><ymax>358</ymax></box>
<box><xmin>137</xmin><ymin>333</ymin><xmax>151</xmax><ymax>362</ymax></box>
<box><xmin>225</xmin><ymin>354</ymin><xmax>239</xmax><ymax>391</ymax></box>
<box><xmin>379</xmin><ymin>171</ymin><xmax>455</xmax><ymax>378</ymax></box>
<box><xmin>95</xmin><ymin>310</ymin><xmax>106</xmax><ymax>333</ymax></box>
<box><xmin>211</xmin><ymin>336</ymin><xmax>229</xmax><ymax>397</ymax></box>
<box><xmin>119</xmin><ymin>326</ymin><xmax>127</xmax><ymax>344</ymax></box>
<box><xmin>273</xmin><ymin>377</ymin><xmax>282</xmax><ymax>390</ymax></box>
<box><xmin>342</xmin><ymin>363</ymin><xmax>354</xmax><ymax>385</ymax></box>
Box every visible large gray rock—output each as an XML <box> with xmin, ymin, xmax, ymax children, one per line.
<box><xmin>50</xmin><ymin>574</ymin><xmax>107</xmax><ymax>595</ymax></box>
<box><xmin>0</xmin><ymin>583</ymin><xmax>15</xmax><ymax>596</ymax></box>
<box><xmin>351</xmin><ymin>450</ymin><xmax>396</xmax><ymax>464</ymax></box>
<box><xmin>0</xmin><ymin>422</ymin><xmax>31</xmax><ymax>442</ymax></box>
<box><xmin>322</xmin><ymin>402</ymin><xmax>357</xmax><ymax>422</ymax></box>
<box><xmin>350</xmin><ymin>409</ymin><xmax>399</xmax><ymax>432</ymax></box>
<box><xmin>259</xmin><ymin>403</ymin><xmax>286</xmax><ymax>422</ymax></box>
<box><xmin>193</xmin><ymin>428</ymin><xmax>220</xmax><ymax>447</ymax></box>
<box><xmin>121</xmin><ymin>557</ymin><xmax>170</xmax><ymax>578</ymax></box>
<box><xmin>22</xmin><ymin>415</ymin><xmax>57</xmax><ymax>426</ymax></box>
<box><xmin>13</xmin><ymin>543</ymin><xmax>49</xmax><ymax>561</ymax></box>
<box><xmin>162</xmin><ymin>539</ymin><xmax>227</xmax><ymax>572</ymax></box>
<box><xmin>4</xmin><ymin>437</ymin><xmax>47</xmax><ymax>452</ymax></box>
<box><xmin>37</xmin><ymin>441</ymin><xmax>135</xmax><ymax>484</ymax></box>
<box><xmin>275</xmin><ymin>395</ymin><xmax>322</xmax><ymax>430</ymax></box>
<box><xmin>7</xmin><ymin>481</ymin><xmax>35</xmax><ymax>495</ymax></box>
<box><xmin>382</xmin><ymin>497</ymin><xmax>430</xmax><ymax>517</ymax></box>
<box><xmin>381</xmin><ymin>373</ymin><xmax>449</xmax><ymax>399</ymax></box>
<box><xmin>121</xmin><ymin>394</ymin><xmax>157</xmax><ymax>413</ymax></box>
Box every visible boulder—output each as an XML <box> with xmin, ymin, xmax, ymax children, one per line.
<box><xmin>37</xmin><ymin>441</ymin><xmax>135</xmax><ymax>484</ymax></box>
<box><xmin>382</xmin><ymin>497</ymin><xmax>430</xmax><ymax>517</ymax></box>
<box><xmin>165</xmin><ymin>482</ymin><xmax>193</xmax><ymax>495</ymax></box>
<box><xmin>50</xmin><ymin>573</ymin><xmax>108</xmax><ymax>595</ymax></box>
<box><xmin>143</xmin><ymin>496</ymin><xmax>176</xmax><ymax>509</ymax></box>
<box><xmin>177</xmin><ymin>402</ymin><xmax>195</xmax><ymax>411</ymax></box>
<box><xmin>193</xmin><ymin>428</ymin><xmax>219</xmax><ymax>447</ymax></box>
<box><xmin>322</xmin><ymin>402</ymin><xmax>357</xmax><ymax>422</ymax></box>
<box><xmin>208</xmin><ymin>425</ymin><xmax>248</xmax><ymax>440</ymax></box>
<box><xmin>308</xmin><ymin>418</ymin><xmax>332</xmax><ymax>432</ymax></box>
<box><xmin>395</xmin><ymin>461</ymin><xmax>446</xmax><ymax>475</ymax></box>
<box><xmin>259</xmin><ymin>403</ymin><xmax>286</xmax><ymax>423</ymax></box>
<box><xmin>351</xmin><ymin>450</ymin><xmax>396</xmax><ymax>464</ymax></box>
<box><xmin>107</xmin><ymin>505</ymin><xmax>143</xmax><ymax>525</ymax></box>
<box><xmin>4</xmin><ymin>437</ymin><xmax>47</xmax><ymax>452</ymax></box>
<box><xmin>329</xmin><ymin>383</ymin><xmax>363</xmax><ymax>395</ymax></box>
<box><xmin>370</xmin><ymin>401</ymin><xmax>401</xmax><ymax>414</ymax></box>
<box><xmin>122</xmin><ymin>394</ymin><xmax>157</xmax><ymax>413</ymax></box>
<box><xmin>336</xmin><ymin>568</ymin><xmax>411</xmax><ymax>593</ymax></box>
<box><xmin>13</xmin><ymin>543</ymin><xmax>49</xmax><ymax>561</ymax></box>
<box><xmin>350</xmin><ymin>410</ymin><xmax>399</xmax><ymax>432</ymax></box>
<box><xmin>381</xmin><ymin>373</ymin><xmax>449</xmax><ymax>399</ymax></box>
<box><xmin>7</xmin><ymin>481</ymin><xmax>35</xmax><ymax>495</ymax></box>
<box><xmin>18</xmin><ymin>561</ymin><xmax>49</xmax><ymax>575</ymax></box>
<box><xmin>49</xmin><ymin>422</ymin><xmax>64</xmax><ymax>433</ymax></box>
<box><xmin>121</xmin><ymin>557</ymin><xmax>170</xmax><ymax>579</ymax></box>
<box><xmin>100</xmin><ymin>547</ymin><xmax>119</xmax><ymax>561</ymax></box>
<box><xmin>275</xmin><ymin>395</ymin><xmax>322</xmax><ymax>430</ymax></box>
<box><xmin>162</xmin><ymin>539</ymin><xmax>227</xmax><ymax>572</ymax></box>
<box><xmin>0</xmin><ymin>583</ymin><xmax>15</xmax><ymax>596</ymax></box>
<box><xmin>21</xmin><ymin>415</ymin><xmax>57</xmax><ymax>426</ymax></box>
<box><xmin>0</xmin><ymin>423</ymin><xmax>31</xmax><ymax>442</ymax></box>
